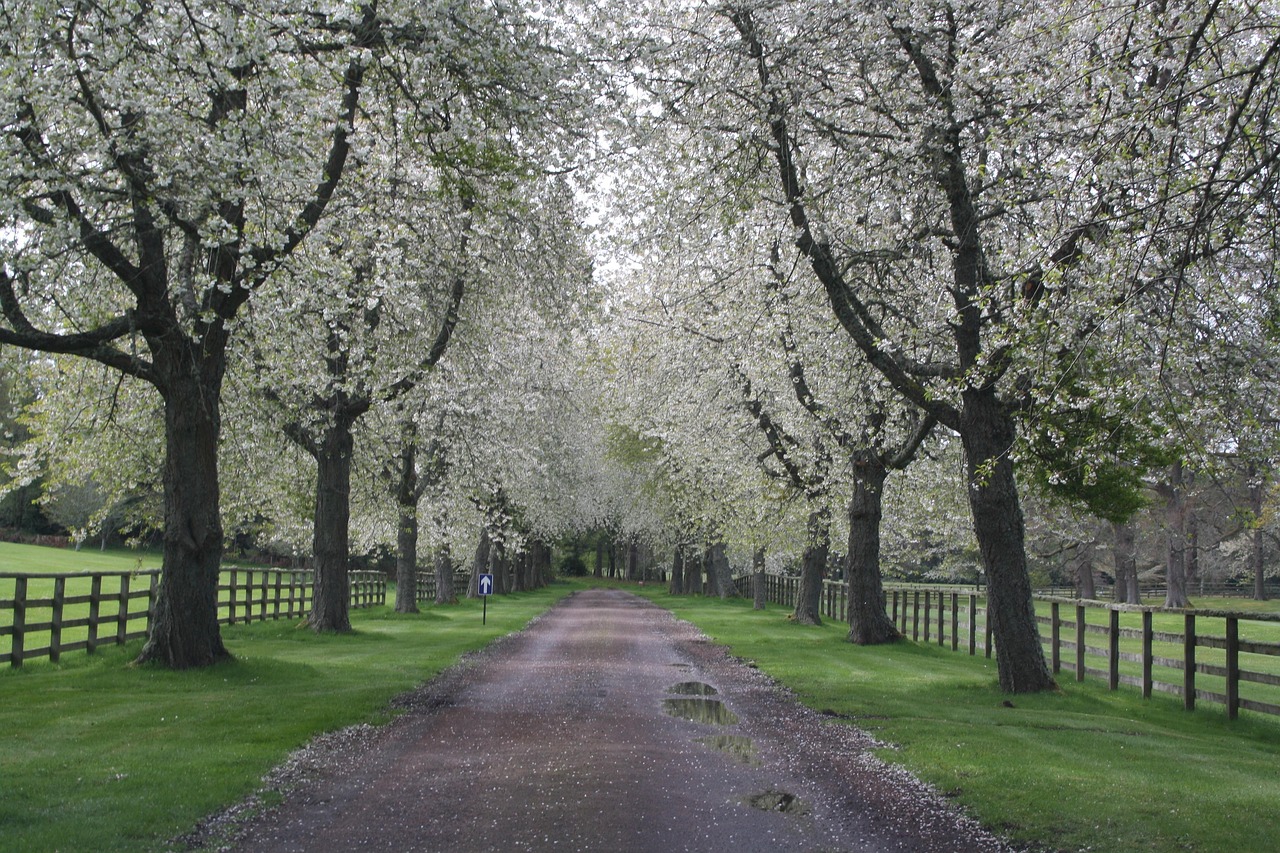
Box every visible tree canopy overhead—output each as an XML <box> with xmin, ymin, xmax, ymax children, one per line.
<box><xmin>3</xmin><ymin>0</ymin><xmax>1280</xmax><ymax>687</ymax></box>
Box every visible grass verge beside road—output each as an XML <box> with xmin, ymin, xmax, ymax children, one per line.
<box><xmin>0</xmin><ymin>583</ymin><xmax>574</xmax><ymax>853</ymax></box>
<box><xmin>636</xmin><ymin>589</ymin><xmax>1280</xmax><ymax>853</ymax></box>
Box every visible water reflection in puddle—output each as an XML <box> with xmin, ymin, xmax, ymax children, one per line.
<box><xmin>697</xmin><ymin>734</ymin><xmax>761</xmax><ymax>766</ymax></box>
<box><xmin>662</xmin><ymin>697</ymin><xmax>740</xmax><ymax>725</ymax></box>
<box><xmin>667</xmin><ymin>681</ymin><xmax>718</xmax><ymax>696</ymax></box>
<box><xmin>745</xmin><ymin>789</ymin><xmax>809</xmax><ymax>815</ymax></box>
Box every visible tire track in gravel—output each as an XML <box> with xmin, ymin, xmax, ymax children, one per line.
<box><xmin>212</xmin><ymin>588</ymin><xmax>1017</xmax><ymax>853</ymax></box>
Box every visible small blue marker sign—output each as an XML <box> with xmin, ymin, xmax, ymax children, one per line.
<box><xmin>478</xmin><ymin>573</ymin><xmax>494</xmax><ymax>624</ymax></box>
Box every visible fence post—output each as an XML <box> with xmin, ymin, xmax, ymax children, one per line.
<box><xmin>937</xmin><ymin>592</ymin><xmax>945</xmax><ymax>647</ymax></box>
<box><xmin>950</xmin><ymin>592</ymin><xmax>958</xmax><ymax>651</ymax></box>
<box><xmin>88</xmin><ymin>575</ymin><xmax>102</xmax><ymax>654</ymax></box>
<box><xmin>1050</xmin><ymin>602</ymin><xmax>1060</xmax><ymax>674</ymax></box>
<box><xmin>968</xmin><ymin>594</ymin><xmax>976</xmax><ymax>655</ymax></box>
<box><xmin>117</xmin><ymin>574</ymin><xmax>131</xmax><ymax>645</ymax></box>
<box><xmin>1108</xmin><ymin>608</ymin><xmax>1120</xmax><ymax>691</ymax></box>
<box><xmin>1142</xmin><ymin>610</ymin><xmax>1153</xmax><ymax>699</ymax></box>
<box><xmin>260</xmin><ymin>570</ymin><xmax>269</xmax><ymax>622</ymax></box>
<box><xmin>1184</xmin><ymin>613</ymin><xmax>1196</xmax><ymax>711</ymax></box>
<box><xmin>1075</xmin><ymin>604</ymin><xmax>1085</xmax><ymax>681</ymax></box>
<box><xmin>912</xmin><ymin>591</ymin><xmax>921</xmax><ymax>642</ymax></box>
<box><xmin>50</xmin><ymin>576</ymin><xmax>66</xmax><ymax>664</ymax></box>
<box><xmin>12</xmin><ymin>576</ymin><xmax>26</xmax><ymax>667</ymax></box>
<box><xmin>923</xmin><ymin>590</ymin><xmax>931</xmax><ymax>643</ymax></box>
<box><xmin>1226</xmin><ymin>616</ymin><xmax>1239</xmax><ymax>720</ymax></box>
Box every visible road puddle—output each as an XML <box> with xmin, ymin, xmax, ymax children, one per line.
<box><xmin>745</xmin><ymin>789</ymin><xmax>809</xmax><ymax>815</ymax></box>
<box><xmin>662</xmin><ymin>697</ymin><xmax>739</xmax><ymax>725</ymax></box>
<box><xmin>667</xmin><ymin>681</ymin><xmax>718</xmax><ymax>696</ymax></box>
<box><xmin>697</xmin><ymin>734</ymin><xmax>761</xmax><ymax>766</ymax></box>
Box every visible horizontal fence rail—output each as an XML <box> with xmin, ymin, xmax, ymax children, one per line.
<box><xmin>747</xmin><ymin>574</ymin><xmax>1280</xmax><ymax>721</ymax></box>
<box><xmin>1</xmin><ymin>567</ymin><xmax>387</xmax><ymax>668</ymax></box>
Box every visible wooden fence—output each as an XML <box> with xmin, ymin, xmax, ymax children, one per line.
<box><xmin>1</xmin><ymin>567</ymin><xmax>386</xmax><ymax>667</ymax></box>
<box><xmin>751</xmin><ymin>575</ymin><xmax>1280</xmax><ymax>721</ymax></box>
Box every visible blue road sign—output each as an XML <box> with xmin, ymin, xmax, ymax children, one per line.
<box><xmin>478</xmin><ymin>573</ymin><xmax>494</xmax><ymax>596</ymax></box>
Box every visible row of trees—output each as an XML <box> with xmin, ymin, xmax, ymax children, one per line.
<box><xmin>593</xmin><ymin>0</ymin><xmax>1280</xmax><ymax>692</ymax></box>
<box><xmin>3</xmin><ymin>1</ymin><xmax>1280</xmax><ymax>694</ymax></box>
<box><xmin>0</xmin><ymin>0</ymin><xmax>610</xmax><ymax>666</ymax></box>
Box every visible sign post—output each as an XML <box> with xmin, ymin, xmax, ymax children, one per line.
<box><xmin>478</xmin><ymin>573</ymin><xmax>494</xmax><ymax>624</ymax></box>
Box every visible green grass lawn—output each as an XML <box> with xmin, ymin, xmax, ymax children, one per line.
<box><xmin>5</xmin><ymin>560</ymin><xmax>1280</xmax><ymax>853</ymax></box>
<box><xmin>634</xmin><ymin>588</ymin><xmax>1280</xmax><ymax>853</ymax></box>
<box><xmin>0</xmin><ymin>582</ymin><xmax>576</xmax><ymax>853</ymax></box>
<box><xmin>0</xmin><ymin>541</ymin><xmax>163</xmax><ymax>574</ymax></box>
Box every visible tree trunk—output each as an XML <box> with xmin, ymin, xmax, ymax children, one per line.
<box><xmin>308</xmin><ymin>420</ymin><xmax>356</xmax><ymax>632</ymax></box>
<box><xmin>1163</xmin><ymin>460</ymin><xmax>1192</xmax><ymax>609</ymax></box>
<box><xmin>435</xmin><ymin>547</ymin><xmax>457</xmax><ymax>604</ymax></box>
<box><xmin>683</xmin><ymin>547</ymin><xmax>702</xmax><ymax>595</ymax></box>
<box><xmin>707</xmin><ymin>542</ymin><xmax>736</xmax><ymax>599</ymax></box>
<box><xmin>793</xmin><ymin>510</ymin><xmax>827</xmax><ymax>626</ymax></box>
<box><xmin>845</xmin><ymin>459</ymin><xmax>899</xmax><ymax>645</ymax></box>
<box><xmin>1077</xmin><ymin>557</ymin><xmax>1096</xmax><ymax>600</ymax></box>
<box><xmin>135</xmin><ymin>368</ymin><xmax>230</xmax><ymax>667</ymax></box>
<box><xmin>491</xmin><ymin>538</ymin><xmax>509</xmax><ymax>595</ymax></box>
<box><xmin>959</xmin><ymin>392</ymin><xmax>1054</xmax><ymax>693</ymax></box>
<box><xmin>393</xmin><ymin>433</ymin><xmax>420</xmax><ymax>613</ymax></box>
<box><xmin>669</xmin><ymin>547</ymin><xmax>685</xmax><ymax>594</ymax></box>
<box><xmin>467</xmin><ymin>531</ymin><xmax>490</xmax><ymax>599</ymax></box>
<box><xmin>752</xmin><ymin>547</ymin><xmax>766</xmax><ymax>611</ymax></box>
<box><xmin>626</xmin><ymin>538</ymin><xmax>639</xmax><ymax>581</ymax></box>
<box><xmin>703</xmin><ymin>546</ymin><xmax>720</xmax><ymax>596</ymax></box>
<box><xmin>1111</xmin><ymin>521</ymin><xmax>1140</xmax><ymax>604</ymax></box>
<box><xmin>1076</xmin><ymin>537</ymin><xmax>1097</xmax><ymax>600</ymax></box>
<box><xmin>394</xmin><ymin>503</ymin><xmax>420</xmax><ymax>613</ymax></box>
<box><xmin>1252</xmin><ymin>474</ymin><xmax>1268</xmax><ymax>601</ymax></box>
<box><xmin>512</xmin><ymin>547</ymin><xmax>528</xmax><ymax>592</ymax></box>
<box><xmin>595</xmin><ymin>537</ymin><xmax>605</xmax><ymax>578</ymax></box>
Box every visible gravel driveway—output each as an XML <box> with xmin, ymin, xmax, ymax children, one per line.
<box><xmin>201</xmin><ymin>588</ymin><xmax>1015</xmax><ymax>852</ymax></box>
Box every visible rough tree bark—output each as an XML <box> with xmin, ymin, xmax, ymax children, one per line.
<box><xmin>683</xmin><ymin>547</ymin><xmax>702</xmax><ymax>595</ymax></box>
<box><xmin>1251</xmin><ymin>473</ymin><xmax>1269</xmax><ymax>601</ymax></box>
<box><xmin>960</xmin><ymin>393</ymin><xmax>1054</xmax><ymax>691</ymax></box>
<box><xmin>752</xmin><ymin>547</ymin><xmax>766</xmax><ymax>611</ymax></box>
<box><xmin>1077</xmin><ymin>547</ymin><xmax>1097</xmax><ymax>601</ymax></box>
<box><xmin>434</xmin><ymin>548</ymin><xmax>457</xmax><ymax>605</ymax></box>
<box><xmin>468</xmin><ymin>531</ymin><xmax>490</xmax><ymax>599</ymax></box>
<box><xmin>845</xmin><ymin>455</ymin><xmax>899</xmax><ymax>645</ymax></box>
<box><xmin>394</xmin><ymin>435</ymin><xmax>421</xmax><ymax>614</ymax></box>
<box><xmin>395</xmin><ymin>504</ymin><xmax>420</xmax><ymax>613</ymax></box>
<box><xmin>305</xmin><ymin>416</ymin><xmax>358</xmax><ymax>632</ymax></box>
<box><xmin>793</xmin><ymin>511</ymin><xmax>828</xmax><ymax>626</ymax></box>
<box><xmin>1161</xmin><ymin>460</ymin><xmax>1192</xmax><ymax>609</ymax></box>
<box><xmin>669</xmin><ymin>547</ymin><xmax>685</xmax><ymax>595</ymax></box>
<box><xmin>1112</xmin><ymin>521</ymin><xmax>1140</xmax><ymax>604</ymax></box>
<box><xmin>142</xmin><ymin>363</ymin><xmax>230</xmax><ymax>666</ymax></box>
<box><xmin>706</xmin><ymin>542</ymin><xmax>737</xmax><ymax>599</ymax></box>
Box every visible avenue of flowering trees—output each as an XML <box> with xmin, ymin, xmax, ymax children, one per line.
<box><xmin>0</xmin><ymin>0</ymin><xmax>594</xmax><ymax>666</ymax></box>
<box><xmin>3</xmin><ymin>0</ymin><xmax>1280</xmax><ymax>695</ymax></box>
<box><xmin>601</xmin><ymin>0</ymin><xmax>1280</xmax><ymax>692</ymax></box>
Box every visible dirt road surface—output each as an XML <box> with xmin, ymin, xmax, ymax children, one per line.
<box><xmin>211</xmin><ymin>589</ymin><xmax>1015</xmax><ymax>852</ymax></box>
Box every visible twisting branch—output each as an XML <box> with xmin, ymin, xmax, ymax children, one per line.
<box><xmin>724</xmin><ymin>6</ymin><xmax>962</xmax><ymax>429</ymax></box>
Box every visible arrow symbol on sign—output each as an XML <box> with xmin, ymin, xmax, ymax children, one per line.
<box><xmin>479</xmin><ymin>574</ymin><xmax>494</xmax><ymax>596</ymax></box>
